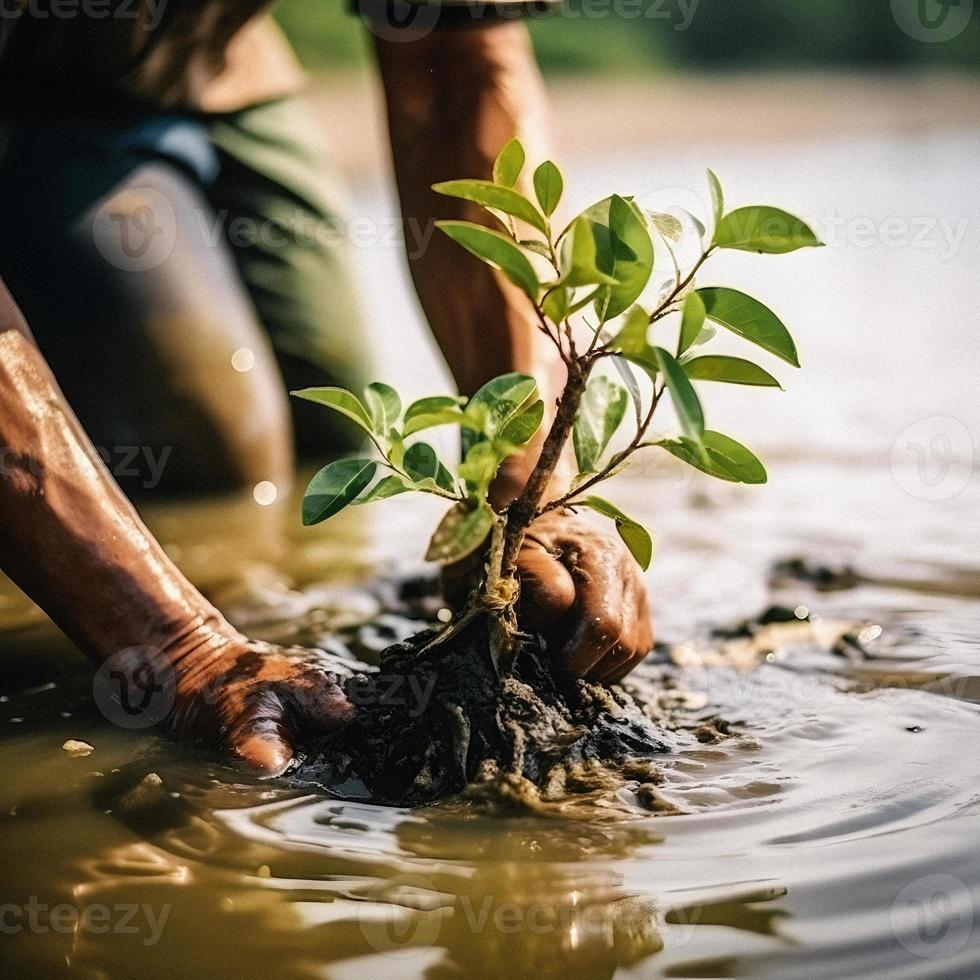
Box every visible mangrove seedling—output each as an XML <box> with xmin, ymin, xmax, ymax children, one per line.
<box><xmin>291</xmin><ymin>139</ymin><xmax>823</xmax><ymax>803</ymax></box>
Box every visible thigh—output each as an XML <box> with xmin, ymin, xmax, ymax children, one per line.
<box><xmin>207</xmin><ymin>96</ymin><xmax>372</xmax><ymax>460</ymax></box>
<box><xmin>0</xmin><ymin>116</ymin><xmax>293</xmax><ymax>497</ymax></box>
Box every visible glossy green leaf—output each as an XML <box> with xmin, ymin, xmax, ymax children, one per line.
<box><xmin>403</xmin><ymin>395</ymin><xmax>467</xmax><ymax>436</ymax></box>
<box><xmin>403</xmin><ymin>442</ymin><xmax>455</xmax><ymax>493</ymax></box>
<box><xmin>559</xmin><ymin>217</ymin><xmax>620</xmax><ymax>288</ymax></box>
<box><xmin>581</xmin><ymin>195</ymin><xmax>655</xmax><ymax>320</ymax></box>
<box><xmin>364</xmin><ymin>382</ymin><xmax>401</xmax><ymax>435</ymax></box>
<box><xmin>579</xmin><ymin>496</ymin><xmax>653</xmax><ymax>571</ymax></box>
<box><xmin>436</xmin><ymin>221</ymin><xmax>539</xmax><ymax>300</ymax></box>
<box><xmin>465</xmin><ymin>372</ymin><xmax>537</xmax><ymax>438</ymax></box>
<box><xmin>707</xmin><ymin>169</ymin><xmax>724</xmax><ymax>229</ymax></box>
<box><xmin>355</xmin><ymin>474</ymin><xmax>411</xmax><ymax>504</ymax></box>
<box><xmin>611</xmin><ymin>305</ymin><xmax>650</xmax><ymax>356</ymax></box>
<box><xmin>714</xmin><ymin>206</ymin><xmax>823</xmax><ymax>254</ymax></box>
<box><xmin>425</xmin><ymin>502</ymin><xmax>495</xmax><ymax>564</ymax></box>
<box><xmin>432</xmin><ymin>180</ymin><xmax>547</xmax><ymax>235</ymax></box>
<box><xmin>697</xmin><ymin>287</ymin><xmax>800</xmax><ymax>367</ymax></box>
<box><xmin>677</xmin><ymin>291</ymin><xmax>707</xmax><ymax>357</ymax></box>
<box><xmin>499</xmin><ymin>399</ymin><xmax>544</xmax><ymax>447</ymax></box>
<box><xmin>657</xmin><ymin>430</ymin><xmax>767</xmax><ymax>485</ymax></box>
<box><xmin>302</xmin><ymin>458</ymin><xmax>376</xmax><ymax>526</ymax></box>
<box><xmin>573</xmin><ymin>376</ymin><xmax>628</xmax><ymax>473</ymax></box>
<box><xmin>541</xmin><ymin>286</ymin><xmax>570</xmax><ymax>323</ymax></box>
<box><xmin>291</xmin><ymin>387</ymin><xmax>373</xmax><ymax>435</ymax></box>
<box><xmin>533</xmin><ymin>160</ymin><xmax>563</xmax><ymax>217</ymax></box>
<box><xmin>683</xmin><ymin>355</ymin><xmax>781</xmax><ymax>388</ymax></box>
<box><xmin>493</xmin><ymin>137</ymin><xmax>525</xmax><ymax>188</ymax></box>
<box><xmin>654</xmin><ymin>347</ymin><xmax>704</xmax><ymax>440</ymax></box>
<box><xmin>386</xmin><ymin>429</ymin><xmax>405</xmax><ymax>468</ymax></box>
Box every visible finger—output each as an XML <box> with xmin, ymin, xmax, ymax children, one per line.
<box><xmin>226</xmin><ymin>686</ymin><xmax>296</xmax><ymax>776</ymax></box>
<box><xmin>516</xmin><ymin>541</ymin><xmax>576</xmax><ymax>631</ymax></box>
<box><xmin>590</xmin><ymin>644</ymin><xmax>633</xmax><ymax>683</ymax></box>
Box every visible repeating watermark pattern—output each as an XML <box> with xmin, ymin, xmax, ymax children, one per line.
<box><xmin>92</xmin><ymin>186</ymin><xmax>177</xmax><ymax>273</ymax></box>
<box><xmin>0</xmin><ymin>444</ymin><xmax>172</xmax><ymax>491</ymax></box>
<box><xmin>820</xmin><ymin>211</ymin><xmax>970</xmax><ymax>260</ymax></box>
<box><xmin>346</xmin><ymin>673</ymin><xmax>437</xmax><ymax>718</ymax></box>
<box><xmin>890</xmin><ymin>416</ymin><xmax>974</xmax><ymax>502</ymax></box>
<box><xmin>891</xmin><ymin>874</ymin><xmax>974</xmax><ymax>959</ymax></box>
<box><xmin>892</xmin><ymin>0</ymin><xmax>974</xmax><ymax>42</ymax></box>
<box><xmin>358</xmin><ymin>0</ymin><xmax>700</xmax><ymax>43</ymax></box>
<box><xmin>92</xmin><ymin>648</ymin><xmax>176</xmax><ymax>730</ymax></box>
<box><xmin>0</xmin><ymin>0</ymin><xmax>168</xmax><ymax>29</ymax></box>
<box><xmin>0</xmin><ymin>897</ymin><xmax>171</xmax><ymax>947</ymax></box>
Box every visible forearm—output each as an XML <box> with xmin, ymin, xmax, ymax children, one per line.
<box><xmin>0</xmin><ymin>281</ymin><xmax>239</xmax><ymax>668</ymax></box>
<box><xmin>373</xmin><ymin>23</ymin><xmax>569</xmax><ymax>498</ymax></box>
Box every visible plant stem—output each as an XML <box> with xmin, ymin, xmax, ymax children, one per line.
<box><xmin>499</xmin><ymin>358</ymin><xmax>591</xmax><ymax>580</ymax></box>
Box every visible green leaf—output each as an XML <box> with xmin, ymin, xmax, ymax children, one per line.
<box><xmin>677</xmin><ymin>291</ymin><xmax>707</xmax><ymax>357</ymax></box>
<box><xmin>697</xmin><ymin>287</ymin><xmax>800</xmax><ymax>367</ymax></box>
<box><xmin>458</xmin><ymin>442</ymin><xmax>501</xmax><ymax>490</ymax></box>
<box><xmin>355</xmin><ymin>474</ymin><xmax>411</xmax><ymax>504</ymax></box>
<box><xmin>707</xmin><ymin>169</ymin><xmax>724</xmax><ymax>229</ymax></box>
<box><xmin>432</xmin><ymin>180</ymin><xmax>547</xmax><ymax>235</ymax></box>
<box><xmin>364</xmin><ymin>382</ymin><xmax>401</xmax><ymax>435</ymax></box>
<box><xmin>436</xmin><ymin>221</ymin><xmax>539</xmax><ymax>300</ymax></box>
<box><xmin>573</xmin><ymin>376</ymin><xmax>628</xmax><ymax>473</ymax></box>
<box><xmin>713</xmin><ymin>206</ymin><xmax>823</xmax><ymax>254</ymax></box>
<box><xmin>533</xmin><ymin>160</ymin><xmax>563</xmax><ymax>217</ymax></box>
<box><xmin>291</xmin><ymin>387</ymin><xmax>373</xmax><ymax>436</ymax></box>
<box><xmin>403</xmin><ymin>442</ymin><xmax>455</xmax><ymax>493</ymax></box>
<box><xmin>683</xmin><ymin>355</ymin><xmax>782</xmax><ymax>388</ymax></box>
<box><xmin>579</xmin><ymin>496</ymin><xmax>653</xmax><ymax>571</ymax></box>
<box><xmin>657</xmin><ymin>431</ymin><xmax>767</xmax><ymax>485</ymax></box>
<box><xmin>581</xmin><ymin>195</ymin><xmax>655</xmax><ymax>320</ymax></box>
<box><xmin>403</xmin><ymin>395</ymin><xmax>466</xmax><ymax>437</ymax></box>
<box><xmin>386</xmin><ymin>429</ymin><xmax>405</xmax><ymax>468</ymax></box>
<box><xmin>654</xmin><ymin>347</ymin><xmax>704</xmax><ymax>441</ymax></box>
<box><xmin>465</xmin><ymin>372</ymin><xmax>537</xmax><ymax>438</ymax></box>
<box><xmin>499</xmin><ymin>399</ymin><xmax>544</xmax><ymax>447</ymax></box>
<box><xmin>559</xmin><ymin>216</ymin><xmax>620</xmax><ymax>288</ymax></box>
<box><xmin>302</xmin><ymin>458</ymin><xmax>376</xmax><ymax>526</ymax></box>
<box><xmin>493</xmin><ymin>137</ymin><xmax>525</xmax><ymax>188</ymax></box>
<box><xmin>610</xmin><ymin>305</ymin><xmax>650</xmax><ymax>356</ymax></box>
<box><xmin>541</xmin><ymin>286</ymin><xmax>570</xmax><ymax>323</ymax></box>
<box><xmin>425</xmin><ymin>502</ymin><xmax>495</xmax><ymax>564</ymax></box>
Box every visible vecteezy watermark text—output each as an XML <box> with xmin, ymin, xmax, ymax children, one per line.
<box><xmin>0</xmin><ymin>897</ymin><xmax>171</xmax><ymax>947</ymax></box>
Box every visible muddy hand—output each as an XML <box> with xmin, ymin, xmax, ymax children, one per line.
<box><xmin>163</xmin><ymin>637</ymin><xmax>354</xmax><ymax>776</ymax></box>
<box><xmin>516</xmin><ymin>510</ymin><xmax>653</xmax><ymax>683</ymax></box>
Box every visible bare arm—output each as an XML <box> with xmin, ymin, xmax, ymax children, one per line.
<box><xmin>373</xmin><ymin>22</ymin><xmax>653</xmax><ymax>680</ymax></box>
<box><xmin>373</xmin><ymin>22</ymin><xmax>566</xmax><ymax>501</ymax></box>
<box><xmin>0</xmin><ymin>279</ymin><xmax>349</xmax><ymax>771</ymax></box>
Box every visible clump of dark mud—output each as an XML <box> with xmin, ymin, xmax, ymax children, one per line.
<box><xmin>293</xmin><ymin>615</ymin><xmax>674</xmax><ymax>809</ymax></box>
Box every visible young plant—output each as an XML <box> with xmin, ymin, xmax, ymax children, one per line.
<box><xmin>293</xmin><ymin>139</ymin><xmax>822</xmax><ymax>669</ymax></box>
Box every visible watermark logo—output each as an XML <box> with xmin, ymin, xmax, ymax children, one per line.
<box><xmin>889</xmin><ymin>416</ymin><xmax>974</xmax><ymax>501</ymax></box>
<box><xmin>92</xmin><ymin>648</ymin><xmax>176</xmax><ymax>730</ymax></box>
<box><xmin>891</xmin><ymin>874</ymin><xmax>974</xmax><ymax>958</ymax></box>
<box><xmin>92</xmin><ymin>186</ymin><xmax>177</xmax><ymax>272</ymax></box>
<box><xmin>358</xmin><ymin>875</ymin><xmax>445</xmax><ymax>955</ymax></box>
<box><xmin>892</xmin><ymin>0</ymin><xmax>974</xmax><ymax>42</ymax></box>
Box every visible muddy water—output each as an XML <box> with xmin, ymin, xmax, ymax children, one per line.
<box><xmin>2</xmin><ymin>131</ymin><xmax>979</xmax><ymax>977</ymax></box>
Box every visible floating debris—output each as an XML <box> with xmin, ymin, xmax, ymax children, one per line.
<box><xmin>62</xmin><ymin>739</ymin><xmax>94</xmax><ymax>758</ymax></box>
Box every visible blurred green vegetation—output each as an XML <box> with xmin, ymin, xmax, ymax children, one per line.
<box><xmin>274</xmin><ymin>0</ymin><xmax>980</xmax><ymax>74</ymax></box>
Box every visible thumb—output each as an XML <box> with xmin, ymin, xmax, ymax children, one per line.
<box><xmin>516</xmin><ymin>540</ymin><xmax>577</xmax><ymax>631</ymax></box>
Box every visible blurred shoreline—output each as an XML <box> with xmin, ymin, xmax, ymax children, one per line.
<box><xmin>310</xmin><ymin>69</ymin><xmax>980</xmax><ymax>179</ymax></box>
